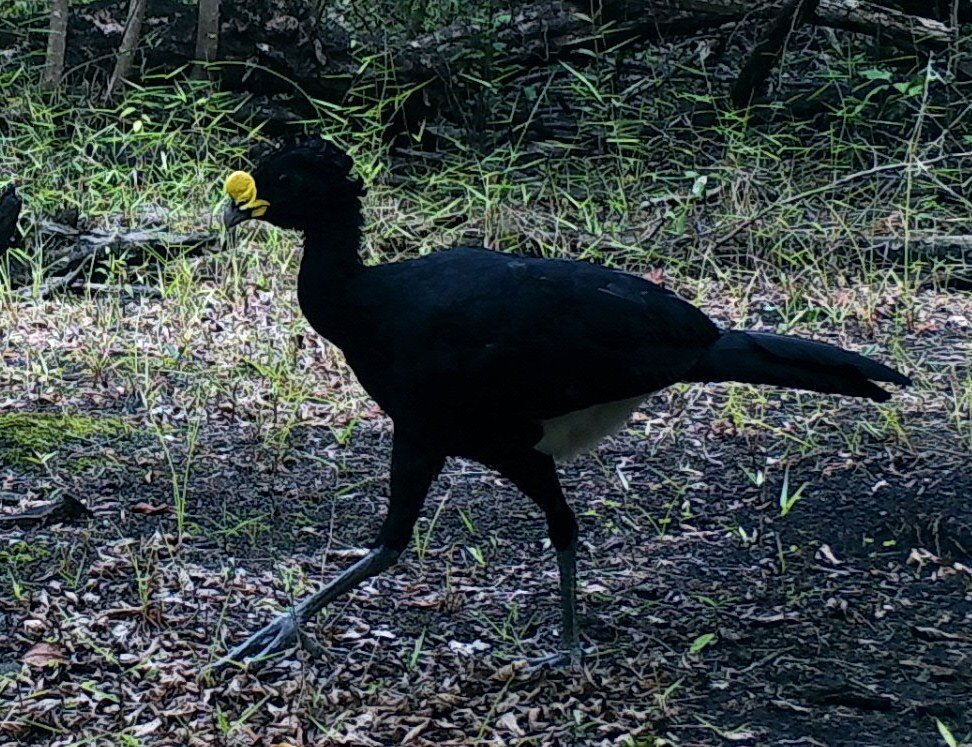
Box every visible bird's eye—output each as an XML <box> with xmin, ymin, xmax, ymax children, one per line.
<box><xmin>278</xmin><ymin>173</ymin><xmax>290</xmax><ymax>183</ymax></box>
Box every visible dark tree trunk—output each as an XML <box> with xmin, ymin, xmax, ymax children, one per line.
<box><xmin>730</xmin><ymin>0</ymin><xmax>822</xmax><ymax>108</ymax></box>
<box><xmin>107</xmin><ymin>0</ymin><xmax>148</xmax><ymax>98</ymax></box>
<box><xmin>192</xmin><ymin>0</ymin><xmax>221</xmax><ymax>79</ymax></box>
<box><xmin>40</xmin><ymin>0</ymin><xmax>70</xmax><ymax>90</ymax></box>
<box><xmin>61</xmin><ymin>0</ymin><xmax>355</xmax><ymax>98</ymax></box>
<box><xmin>0</xmin><ymin>184</ymin><xmax>22</xmax><ymax>253</ymax></box>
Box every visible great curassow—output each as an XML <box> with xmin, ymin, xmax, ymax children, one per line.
<box><xmin>210</xmin><ymin>138</ymin><xmax>910</xmax><ymax>673</ymax></box>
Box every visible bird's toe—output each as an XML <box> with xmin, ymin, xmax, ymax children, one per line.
<box><xmin>205</xmin><ymin>612</ymin><xmax>303</xmax><ymax>676</ymax></box>
<box><xmin>525</xmin><ymin>647</ymin><xmax>584</xmax><ymax>672</ymax></box>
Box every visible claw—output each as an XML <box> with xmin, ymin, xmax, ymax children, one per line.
<box><xmin>204</xmin><ymin>547</ymin><xmax>400</xmax><ymax>679</ymax></box>
<box><xmin>204</xmin><ymin>611</ymin><xmax>302</xmax><ymax>676</ymax></box>
<box><xmin>525</xmin><ymin>646</ymin><xmax>584</xmax><ymax>672</ymax></box>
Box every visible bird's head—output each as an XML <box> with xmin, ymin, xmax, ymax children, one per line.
<box><xmin>222</xmin><ymin>138</ymin><xmax>365</xmax><ymax>233</ymax></box>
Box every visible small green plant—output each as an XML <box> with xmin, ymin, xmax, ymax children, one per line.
<box><xmin>743</xmin><ymin>467</ymin><xmax>765</xmax><ymax>487</ymax></box>
<box><xmin>778</xmin><ymin>464</ymin><xmax>809</xmax><ymax>518</ymax></box>
<box><xmin>688</xmin><ymin>633</ymin><xmax>716</xmax><ymax>654</ymax></box>
<box><xmin>330</xmin><ymin>416</ymin><xmax>359</xmax><ymax>446</ymax></box>
<box><xmin>654</xmin><ymin>677</ymin><xmax>684</xmax><ymax>713</ymax></box>
<box><xmin>0</xmin><ymin>412</ymin><xmax>127</xmax><ymax>467</ymax></box>
<box><xmin>466</xmin><ymin>545</ymin><xmax>486</xmax><ymax>566</ymax></box>
<box><xmin>935</xmin><ymin>719</ymin><xmax>967</xmax><ymax>747</ymax></box>
<box><xmin>407</xmin><ymin>628</ymin><xmax>426</xmax><ymax>670</ymax></box>
<box><xmin>413</xmin><ymin>492</ymin><xmax>449</xmax><ymax>561</ymax></box>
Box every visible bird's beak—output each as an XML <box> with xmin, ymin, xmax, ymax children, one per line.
<box><xmin>222</xmin><ymin>202</ymin><xmax>250</xmax><ymax>229</ymax></box>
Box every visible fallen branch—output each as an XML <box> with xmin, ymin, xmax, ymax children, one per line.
<box><xmin>632</xmin><ymin>0</ymin><xmax>956</xmax><ymax>48</ymax></box>
<box><xmin>7</xmin><ymin>220</ymin><xmax>220</xmax><ymax>293</ymax></box>
<box><xmin>0</xmin><ymin>493</ymin><xmax>91</xmax><ymax>529</ymax></box>
<box><xmin>868</xmin><ymin>234</ymin><xmax>972</xmax><ymax>290</ymax></box>
<box><xmin>869</xmin><ymin>233</ymin><xmax>972</xmax><ymax>260</ymax></box>
<box><xmin>814</xmin><ymin>0</ymin><xmax>955</xmax><ymax>47</ymax></box>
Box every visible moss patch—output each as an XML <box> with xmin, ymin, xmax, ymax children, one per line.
<box><xmin>0</xmin><ymin>411</ymin><xmax>128</xmax><ymax>466</ymax></box>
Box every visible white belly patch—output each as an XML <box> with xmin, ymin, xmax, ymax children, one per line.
<box><xmin>535</xmin><ymin>396</ymin><xmax>644</xmax><ymax>461</ymax></box>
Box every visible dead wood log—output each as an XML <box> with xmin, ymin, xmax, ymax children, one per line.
<box><xmin>0</xmin><ymin>493</ymin><xmax>91</xmax><ymax>529</ymax></box>
<box><xmin>814</xmin><ymin>0</ymin><xmax>956</xmax><ymax>47</ymax></box>
<box><xmin>868</xmin><ymin>233</ymin><xmax>972</xmax><ymax>261</ymax></box>
<box><xmin>592</xmin><ymin>0</ymin><xmax>955</xmax><ymax>49</ymax></box>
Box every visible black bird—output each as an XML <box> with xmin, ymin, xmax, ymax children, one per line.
<box><xmin>0</xmin><ymin>183</ymin><xmax>22</xmax><ymax>253</ymax></box>
<box><xmin>212</xmin><ymin>138</ymin><xmax>910</xmax><ymax>671</ymax></box>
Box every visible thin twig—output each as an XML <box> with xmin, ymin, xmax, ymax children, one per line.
<box><xmin>707</xmin><ymin>150</ymin><xmax>972</xmax><ymax>249</ymax></box>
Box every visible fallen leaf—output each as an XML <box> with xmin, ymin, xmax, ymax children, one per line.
<box><xmin>22</xmin><ymin>642</ymin><xmax>66</xmax><ymax>669</ymax></box>
<box><xmin>496</xmin><ymin>712</ymin><xmax>524</xmax><ymax>736</ymax></box>
<box><xmin>133</xmin><ymin>719</ymin><xmax>162</xmax><ymax>737</ymax></box>
<box><xmin>817</xmin><ymin>544</ymin><xmax>843</xmax><ymax>565</ymax></box>
<box><xmin>131</xmin><ymin>502</ymin><xmax>170</xmax><ymax>515</ymax></box>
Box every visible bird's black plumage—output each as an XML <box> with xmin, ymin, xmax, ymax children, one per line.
<box><xmin>210</xmin><ymin>139</ymin><xmax>910</xmax><ymax>673</ymax></box>
<box><xmin>300</xmin><ymin>246</ymin><xmax>725</xmax><ymax>458</ymax></box>
<box><xmin>0</xmin><ymin>183</ymin><xmax>22</xmax><ymax>253</ymax></box>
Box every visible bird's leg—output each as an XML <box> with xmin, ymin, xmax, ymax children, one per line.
<box><xmin>556</xmin><ymin>539</ymin><xmax>580</xmax><ymax>659</ymax></box>
<box><xmin>206</xmin><ymin>433</ymin><xmax>444</xmax><ymax>676</ymax></box>
<box><xmin>526</xmin><ymin>539</ymin><xmax>582</xmax><ymax>671</ymax></box>
<box><xmin>206</xmin><ymin>546</ymin><xmax>399</xmax><ymax>674</ymax></box>
<box><xmin>494</xmin><ymin>450</ymin><xmax>583</xmax><ymax>670</ymax></box>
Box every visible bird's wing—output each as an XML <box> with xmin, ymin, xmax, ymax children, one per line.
<box><xmin>357</xmin><ymin>248</ymin><xmax>720</xmax><ymax>420</ymax></box>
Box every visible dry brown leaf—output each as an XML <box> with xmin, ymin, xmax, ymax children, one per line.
<box><xmin>400</xmin><ymin>719</ymin><xmax>430</xmax><ymax>744</ymax></box>
<box><xmin>496</xmin><ymin>712</ymin><xmax>524</xmax><ymax>737</ymax></box>
<box><xmin>131</xmin><ymin>501</ymin><xmax>170</xmax><ymax>515</ymax></box>
<box><xmin>22</xmin><ymin>642</ymin><xmax>67</xmax><ymax>669</ymax></box>
<box><xmin>133</xmin><ymin>719</ymin><xmax>162</xmax><ymax>737</ymax></box>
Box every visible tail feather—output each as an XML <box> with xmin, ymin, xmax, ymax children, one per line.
<box><xmin>685</xmin><ymin>330</ymin><xmax>911</xmax><ymax>402</ymax></box>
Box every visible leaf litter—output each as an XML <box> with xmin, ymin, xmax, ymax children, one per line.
<box><xmin>0</xmin><ymin>270</ymin><xmax>969</xmax><ymax>745</ymax></box>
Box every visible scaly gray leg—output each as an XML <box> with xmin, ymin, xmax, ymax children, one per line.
<box><xmin>206</xmin><ymin>431</ymin><xmax>445</xmax><ymax>676</ymax></box>
<box><xmin>527</xmin><ymin>540</ymin><xmax>582</xmax><ymax>670</ymax></box>
<box><xmin>206</xmin><ymin>546</ymin><xmax>399</xmax><ymax>674</ymax></box>
<box><xmin>492</xmin><ymin>450</ymin><xmax>583</xmax><ymax>670</ymax></box>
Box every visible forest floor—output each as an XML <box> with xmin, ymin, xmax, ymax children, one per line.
<box><xmin>1</xmin><ymin>270</ymin><xmax>969</xmax><ymax>745</ymax></box>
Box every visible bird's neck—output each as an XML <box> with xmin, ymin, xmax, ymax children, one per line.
<box><xmin>299</xmin><ymin>196</ymin><xmax>366</xmax><ymax>279</ymax></box>
<box><xmin>297</xmin><ymin>209</ymin><xmax>365</xmax><ymax>339</ymax></box>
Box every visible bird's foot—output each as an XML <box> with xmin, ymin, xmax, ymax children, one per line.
<box><xmin>525</xmin><ymin>646</ymin><xmax>583</xmax><ymax>672</ymax></box>
<box><xmin>203</xmin><ymin>547</ymin><xmax>397</xmax><ymax>680</ymax></box>
<box><xmin>205</xmin><ymin>610</ymin><xmax>322</xmax><ymax>676</ymax></box>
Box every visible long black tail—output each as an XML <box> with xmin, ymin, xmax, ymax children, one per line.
<box><xmin>685</xmin><ymin>330</ymin><xmax>911</xmax><ymax>402</ymax></box>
